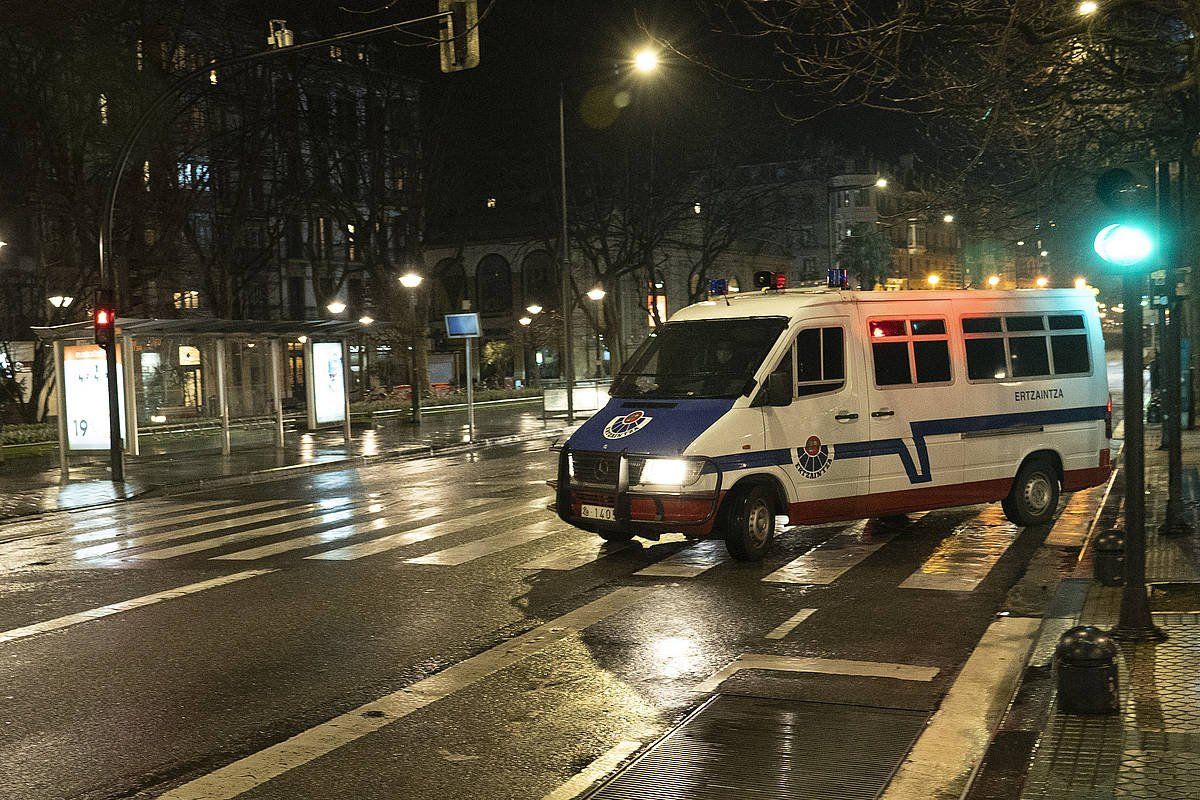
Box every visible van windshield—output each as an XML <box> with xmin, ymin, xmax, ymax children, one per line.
<box><xmin>611</xmin><ymin>317</ymin><xmax>788</xmax><ymax>399</ymax></box>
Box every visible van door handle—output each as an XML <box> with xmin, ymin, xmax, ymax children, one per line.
<box><xmin>871</xmin><ymin>408</ymin><xmax>895</xmax><ymax>418</ymax></box>
<box><xmin>834</xmin><ymin>411</ymin><xmax>859</xmax><ymax>422</ymax></box>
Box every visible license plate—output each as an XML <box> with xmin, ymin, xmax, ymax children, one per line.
<box><xmin>581</xmin><ymin>504</ymin><xmax>615</xmax><ymax>522</ymax></box>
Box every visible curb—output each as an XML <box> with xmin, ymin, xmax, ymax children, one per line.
<box><xmin>961</xmin><ymin>454</ymin><xmax>1125</xmax><ymax>800</ymax></box>
<box><xmin>140</xmin><ymin>426</ymin><xmax>570</xmax><ymax>498</ymax></box>
<box><xmin>0</xmin><ymin>426</ymin><xmax>569</xmax><ymax>531</ymax></box>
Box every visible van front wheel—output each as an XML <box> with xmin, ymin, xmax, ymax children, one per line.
<box><xmin>1002</xmin><ymin>458</ymin><xmax>1060</xmax><ymax>526</ymax></box>
<box><xmin>721</xmin><ymin>486</ymin><xmax>776</xmax><ymax>561</ymax></box>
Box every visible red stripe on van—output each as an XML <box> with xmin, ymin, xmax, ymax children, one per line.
<box><xmin>785</xmin><ymin>466</ymin><xmax>1110</xmax><ymax>526</ymax></box>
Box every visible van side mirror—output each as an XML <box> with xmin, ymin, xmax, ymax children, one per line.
<box><xmin>758</xmin><ymin>373</ymin><xmax>792</xmax><ymax>407</ymax></box>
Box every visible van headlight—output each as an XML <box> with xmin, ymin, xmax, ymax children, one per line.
<box><xmin>636</xmin><ymin>458</ymin><xmax>705</xmax><ymax>487</ymax></box>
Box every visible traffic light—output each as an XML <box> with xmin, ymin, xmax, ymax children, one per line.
<box><xmin>439</xmin><ymin>0</ymin><xmax>480</xmax><ymax>73</ymax></box>
<box><xmin>1093</xmin><ymin>166</ymin><xmax>1156</xmax><ymax>271</ymax></box>
<box><xmin>93</xmin><ymin>302</ymin><xmax>115</xmax><ymax>348</ymax></box>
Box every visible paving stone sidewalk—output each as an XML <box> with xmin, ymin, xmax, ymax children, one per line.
<box><xmin>969</xmin><ymin>425</ymin><xmax>1200</xmax><ymax>800</ymax></box>
<box><xmin>0</xmin><ymin>401</ymin><xmax>567</xmax><ymax>522</ymax></box>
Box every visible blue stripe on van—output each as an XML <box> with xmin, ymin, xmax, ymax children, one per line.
<box><xmin>712</xmin><ymin>405</ymin><xmax>1106</xmax><ymax>484</ymax></box>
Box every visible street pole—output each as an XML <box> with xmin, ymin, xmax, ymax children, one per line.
<box><xmin>1160</xmin><ymin>159</ymin><xmax>1189</xmax><ymax>534</ymax></box>
<box><xmin>409</xmin><ymin>291</ymin><xmax>422</xmax><ymax>425</ymax></box>
<box><xmin>558</xmin><ymin>82</ymin><xmax>575</xmax><ymax>424</ymax></box>
<box><xmin>465</xmin><ymin>336</ymin><xmax>475</xmax><ymax>441</ymax></box>
<box><xmin>95</xmin><ymin>11</ymin><xmax>450</xmax><ymax>482</ymax></box>
<box><xmin>1113</xmin><ymin>270</ymin><xmax>1166</xmax><ymax>642</ymax></box>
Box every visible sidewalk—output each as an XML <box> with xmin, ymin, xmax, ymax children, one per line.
<box><xmin>967</xmin><ymin>425</ymin><xmax>1200</xmax><ymax>800</ymax></box>
<box><xmin>0</xmin><ymin>400</ymin><xmax>571</xmax><ymax>522</ymax></box>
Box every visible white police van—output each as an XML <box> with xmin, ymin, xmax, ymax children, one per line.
<box><xmin>553</xmin><ymin>282</ymin><xmax>1111</xmax><ymax>560</ymax></box>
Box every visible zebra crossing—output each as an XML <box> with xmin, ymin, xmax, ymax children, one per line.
<box><xmin>0</xmin><ymin>485</ymin><xmax>1035</xmax><ymax>597</ymax></box>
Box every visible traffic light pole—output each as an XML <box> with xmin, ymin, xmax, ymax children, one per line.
<box><xmin>94</xmin><ymin>12</ymin><xmax>451</xmax><ymax>482</ymax></box>
<box><xmin>1113</xmin><ymin>271</ymin><xmax>1166</xmax><ymax>642</ymax></box>
<box><xmin>1159</xmin><ymin>160</ymin><xmax>1190</xmax><ymax>535</ymax></box>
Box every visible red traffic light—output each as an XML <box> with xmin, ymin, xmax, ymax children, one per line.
<box><xmin>94</xmin><ymin>306</ymin><xmax>116</xmax><ymax>347</ymax></box>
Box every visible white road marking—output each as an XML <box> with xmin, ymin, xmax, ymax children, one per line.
<box><xmin>211</xmin><ymin>499</ymin><xmax>500</xmax><ymax>561</ymax></box>
<box><xmin>132</xmin><ymin>506</ymin><xmax>369</xmax><ymax>560</ymax></box>
<box><xmin>634</xmin><ymin>539</ymin><xmax>727</xmax><ymax>578</ymax></box>
<box><xmin>0</xmin><ymin>570</ymin><xmax>274</xmax><ymax>645</ymax></box>
<box><xmin>72</xmin><ymin>499</ymin><xmax>358</xmax><ymax>560</ymax></box>
<box><xmin>763</xmin><ymin>522</ymin><xmax>893</xmax><ymax>585</ymax></box>
<box><xmin>306</xmin><ymin>500</ymin><xmax>549</xmax><ymax>561</ymax></box>
<box><xmin>764</xmin><ymin>608</ymin><xmax>817</xmax><ymax>640</ymax></box>
<box><xmin>0</xmin><ymin>499</ymin><xmax>249</xmax><ymax>549</ymax></box>
<box><xmin>881</xmin><ymin>616</ymin><xmax>1039</xmax><ymax>800</ymax></box>
<box><xmin>900</xmin><ymin>520</ymin><xmax>1018</xmax><ymax>592</ymax></box>
<box><xmin>519</xmin><ymin>536</ymin><xmax>636</xmax><ymax>571</ymax></box>
<box><xmin>405</xmin><ymin>518</ymin><xmax>569</xmax><ymax>566</ymax></box>
<box><xmin>68</xmin><ymin>500</ymin><xmax>290</xmax><ymax>542</ymax></box>
<box><xmin>697</xmin><ymin>653</ymin><xmax>939</xmax><ymax>692</ymax></box>
<box><xmin>540</xmin><ymin>740</ymin><xmax>643</xmax><ymax>800</ymax></box>
<box><xmin>156</xmin><ymin>586</ymin><xmax>653</xmax><ymax>800</ymax></box>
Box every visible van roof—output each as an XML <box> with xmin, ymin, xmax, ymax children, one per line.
<box><xmin>669</xmin><ymin>288</ymin><xmax>1097</xmax><ymax>322</ymax></box>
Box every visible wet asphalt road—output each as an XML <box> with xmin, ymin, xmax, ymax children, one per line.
<box><xmin>0</xmin><ymin>440</ymin><xmax>1107</xmax><ymax>800</ymax></box>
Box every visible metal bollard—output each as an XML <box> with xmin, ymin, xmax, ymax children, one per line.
<box><xmin>1055</xmin><ymin>625</ymin><xmax>1120</xmax><ymax>715</ymax></box>
<box><xmin>1093</xmin><ymin>529</ymin><xmax>1125</xmax><ymax>587</ymax></box>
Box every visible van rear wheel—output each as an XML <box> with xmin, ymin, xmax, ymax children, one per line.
<box><xmin>1002</xmin><ymin>457</ymin><xmax>1060</xmax><ymax>526</ymax></box>
<box><xmin>721</xmin><ymin>485</ymin><xmax>776</xmax><ymax>561</ymax></box>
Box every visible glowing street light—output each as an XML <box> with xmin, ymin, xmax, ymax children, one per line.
<box><xmin>359</xmin><ymin>315</ymin><xmax>374</xmax><ymax>326</ymax></box>
<box><xmin>518</xmin><ymin>316</ymin><xmax>532</xmax><ymax>326</ymax></box>
<box><xmin>633</xmin><ymin>48</ymin><xmax>659</xmax><ymax>73</ymax></box>
<box><xmin>399</xmin><ymin>272</ymin><xmax>423</xmax><ymax>289</ymax></box>
<box><xmin>526</xmin><ymin>304</ymin><xmax>543</xmax><ymax>315</ymax></box>
<box><xmin>587</xmin><ymin>287</ymin><xmax>607</xmax><ymax>301</ymax></box>
<box><xmin>1035</xmin><ymin>276</ymin><xmax>1049</xmax><ymax>288</ymax></box>
<box><xmin>1074</xmin><ymin>277</ymin><xmax>1089</xmax><ymax>290</ymax></box>
<box><xmin>926</xmin><ymin>273</ymin><xmax>941</xmax><ymax>288</ymax></box>
<box><xmin>987</xmin><ymin>275</ymin><xmax>1001</xmax><ymax>289</ymax></box>
<box><xmin>942</xmin><ymin>214</ymin><xmax>955</xmax><ymax>223</ymax></box>
<box><xmin>1078</xmin><ymin>1</ymin><xmax>1099</xmax><ymax>15</ymax></box>
<box><xmin>48</xmin><ymin>295</ymin><xmax>74</xmax><ymax>308</ymax></box>
<box><xmin>874</xmin><ymin>177</ymin><xmax>888</xmax><ymax>188</ymax></box>
<box><xmin>326</xmin><ymin>300</ymin><xmax>347</xmax><ymax>315</ymax></box>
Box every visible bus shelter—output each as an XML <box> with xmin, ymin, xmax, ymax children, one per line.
<box><xmin>33</xmin><ymin>319</ymin><xmax>362</xmax><ymax>476</ymax></box>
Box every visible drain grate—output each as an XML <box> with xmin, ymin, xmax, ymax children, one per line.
<box><xmin>587</xmin><ymin>695</ymin><xmax>929</xmax><ymax>800</ymax></box>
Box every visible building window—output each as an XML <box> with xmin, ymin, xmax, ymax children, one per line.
<box><xmin>287</xmin><ymin>277</ymin><xmax>306</xmax><ymax>320</ymax></box>
<box><xmin>173</xmin><ymin>290</ymin><xmax>200</xmax><ymax>310</ymax></box>
<box><xmin>476</xmin><ymin>254</ymin><xmax>512</xmax><ymax>315</ymax></box>
<box><xmin>143</xmin><ymin>160</ymin><xmax>151</xmax><ymax>190</ymax></box>
<box><xmin>486</xmin><ymin>197</ymin><xmax>497</xmax><ymax>209</ymax></box>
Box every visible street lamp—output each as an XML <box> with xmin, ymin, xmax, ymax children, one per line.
<box><xmin>558</xmin><ymin>51</ymin><xmax>660</xmax><ymax>423</ymax></box>
<box><xmin>987</xmin><ymin>275</ymin><xmax>1001</xmax><ymax>289</ymax></box>
<box><xmin>587</xmin><ymin>287</ymin><xmax>607</xmax><ymax>302</ymax></box>
<box><xmin>526</xmin><ymin>304</ymin><xmax>542</xmax><ymax>315</ymax></box>
<box><xmin>48</xmin><ymin>295</ymin><xmax>74</xmax><ymax>308</ymax></box>
<box><xmin>827</xmin><ymin>177</ymin><xmax>888</xmax><ymax>270</ymax></box>
<box><xmin>399</xmin><ymin>271</ymin><xmax>424</xmax><ymax>424</ymax></box>
<box><xmin>1035</xmin><ymin>276</ymin><xmax>1049</xmax><ymax>289</ymax></box>
<box><xmin>519</xmin><ymin>316</ymin><xmax>533</xmax><ymax>326</ymax></box>
<box><xmin>942</xmin><ymin>214</ymin><xmax>955</xmax><ymax>224</ymax></box>
<box><xmin>358</xmin><ymin>315</ymin><xmax>374</xmax><ymax>326</ymax></box>
<box><xmin>326</xmin><ymin>300</ymin><xmax>347</xmax><ymax>315</ymax></box>
<box><xmin>633</xmin><ymin>48</ymin><xmax>659</xmax><ymax>73</ymax></box>
<box><xmin>1074</xmin><ymin>277</ymin><xmax>1089</xmax><ymax>290</ymax></box>
<box><xmin>926</xmin><ymin>273</ymin><xmax>940</xmax><ymax>288</ymax></box>
<box><xmin>1078</xmin><ymin>1</ymin><xmax>1099</xmax><ymax>15</ymax></box>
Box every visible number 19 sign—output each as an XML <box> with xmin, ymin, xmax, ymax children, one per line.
<box><xmin>63</xmin><ymin>344</ymin><xmax>126</xmax><ymax>450</ymax></box>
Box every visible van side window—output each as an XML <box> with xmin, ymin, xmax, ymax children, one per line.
<box><xmin>795</xmin><ymin>327</ymin><xmax>845</xmax><ymax>397</ymax></box>
<box><xmin>870</xmin><ymin>317</ymin><xmax>951</xmax><ymax>387</ymax></box>
<box><xmin>961</xmin><ymin>313</ymin><xmax>1092</xmax><ymax>381</ymax></box>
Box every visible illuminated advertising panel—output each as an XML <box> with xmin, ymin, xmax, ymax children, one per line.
<box><xmin>445</xmin><ymin>313</ymin><xmax>481</xmax><ymax>338</ymax></box>
<box><xmin>63</xmin><ymin>344</ymin><xmax>126</xmax><ymax>450</ymax></box>
<box><xmin>311</xmin><ymin>342</ymin><xmax>346</xmax><ymax>425</ymax></box>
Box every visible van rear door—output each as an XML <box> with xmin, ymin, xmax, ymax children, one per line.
<box><xmin>861</xmin><ymin>312</ymin><xmax>964</xmax><ymax>499</ymax></box>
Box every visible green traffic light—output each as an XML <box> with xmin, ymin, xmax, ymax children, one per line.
<box><xmin>1094</xmin><ymin>223</ymin><xmax>1154</xmax><ymax>268</ymax></box>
